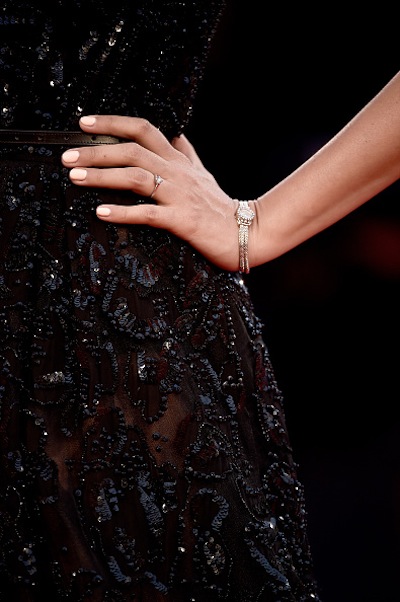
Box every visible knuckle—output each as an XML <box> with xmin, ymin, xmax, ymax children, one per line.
<box><xmin>143</xmin><ymin>204</ymin><xmax>159</xmax><ymax>223</ymax></box>
<box><xmin>123</xmin><ymin>143</ymin><xmax>142</xmax><ymax>163</ymax></box>
<box><xmin>88</xmin><ymin>146</ymin><xmax>100</xmax><ymax>161</ymax></box>
<box><xmin>120</xmin><ymin>206</ymin><xmax>129</xmax><ymax>221</ymax></box>
<box><xmin>136</xmin><ymin>118</ymin><xmax>153</xmax><ymax>137</ymax></box>
<box><xmin>91</xmin><ymin>168</ymin><xmax>106</xmax><ymax>185</ymax></box>
<box><xmin>126</xmin><ymin>167</ymin><xmax>149</xmax><ymax>188</ymax></box>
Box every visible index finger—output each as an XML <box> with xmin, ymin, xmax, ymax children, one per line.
<box><xmin>79</xmin><ymin>115</ymin><xmax>179</xmax><ymax>161</ymax></box>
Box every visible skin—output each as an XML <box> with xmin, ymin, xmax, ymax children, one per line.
<box><xmin>61</xmin><ymin>70</ymin><xmax>400</xmax><ymax>272</ymax></box>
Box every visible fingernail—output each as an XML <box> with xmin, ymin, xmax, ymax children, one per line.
<box><xmin>62</xmin><ymin>150</ymin><xmax>80</xmax><ymax>163</ymax></box>
<box><xmin>80</xmin><ymin>115</ymin><xmax>96</xmax><ymax>126</ymax></box>
<box><xmin>70</xmin><ymin>168</ymin><xmax>87</xmax><ymax>180</ymax></box>
<box><xmin>96</xmin><ymin>206</ymin><xmax>111</xmax><ymax>217</ymax></box>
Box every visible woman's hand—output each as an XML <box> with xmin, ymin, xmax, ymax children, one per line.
<box><xmin>61</xmin><ymin>115</ymin><xmax>248</xmax><ymax>272</ymax></box>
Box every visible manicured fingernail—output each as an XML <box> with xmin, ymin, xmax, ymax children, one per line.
<box><xmin>62</xmin><ymin>150</ymin><xmax>80</xmax><ymax>162</ymax></box>
<box><xmin>80</xmin><ymin>115</ymin><xmax>96</xmax><ymax>126</ymax></box>
<box><xmin>96</xmin><ymin>206</ymin><xmax>111</xmax><ymax>217</ymax></box>
<box><xmin>70</xmin><ymin>168</ymin><xmax>87</xmax><ymax>180</ymax></box>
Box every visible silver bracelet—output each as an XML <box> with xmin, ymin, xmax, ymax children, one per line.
<box><xmin>235</xmin><ymin>200</ymin><xmax>255</xmax><ymax>274</ymax></box>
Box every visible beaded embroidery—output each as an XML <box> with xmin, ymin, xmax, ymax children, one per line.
<box><xmin>0</xmin><ymin>1</ymin><xmax>320</xmax><ymax>600</ymax></box>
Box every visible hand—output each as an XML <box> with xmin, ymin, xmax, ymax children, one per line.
<box><xmin>61</xmin><ymin>115</ymin><xmax>249</xmax><ymax>271</ymax></box>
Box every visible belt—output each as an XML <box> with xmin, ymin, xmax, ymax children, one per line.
<box><xmin>0</xmin><ymin>129</ymin><xmax>124</xmax><ymax>145</ymax></box>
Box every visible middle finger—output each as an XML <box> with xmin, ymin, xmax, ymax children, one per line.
<box><xmin>62</xmin><ymin>141</ymin><xmax>167</xmax><ymax>175</ymax></box>
<box><xmin>68</xmin><ymin>165</ymin><xmax>157</xmax><ymax>196</ymax></box>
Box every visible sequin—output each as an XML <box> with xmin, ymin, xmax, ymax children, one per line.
<box><xmin>0</xmin><ymin>1</ymin><xmax>321</xmax><ymax>601</ymax></box>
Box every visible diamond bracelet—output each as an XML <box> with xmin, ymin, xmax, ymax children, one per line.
<box><xmin>235</xmin><ymin>200</ymin><xmax>255</xmax><ymax>274</ymax></box>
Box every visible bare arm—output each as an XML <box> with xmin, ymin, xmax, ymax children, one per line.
<box><xmin>252</xmin><ymin>71</ymin><xmax>400</xmax><ymax>265</ymax></box>
<box><xmin>61</xmin><ymin>71</ymin><xmax>400</xmax><ymax>271</ymax></box>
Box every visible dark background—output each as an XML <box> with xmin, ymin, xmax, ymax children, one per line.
<box><xmin>188</xmin><ymin>3</ymin><xmax>400</xmax><ymax>601</ymax></box>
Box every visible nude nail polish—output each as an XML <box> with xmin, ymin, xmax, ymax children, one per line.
<box><xmin>62</xmin><ymin>150</ymin><xmax>80</xmax><ymax>163</ymax></box>
<box><xmin>70</xmin><ymin>168</ymin><xmax>87</xmax><ymax>180</ymax></box>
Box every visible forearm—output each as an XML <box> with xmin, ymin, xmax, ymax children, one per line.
<box><xmin>251</xmin><ymin>71</ymin><xmax>400</xmax><ymax>266</ymax></box>
<box><xmin>62</xmin><ymin>72</ymin><xmax>400</xmax><ymax>273</ymax></box>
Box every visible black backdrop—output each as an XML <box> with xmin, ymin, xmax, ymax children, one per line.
<box><xmin>187</xmin><ymin>3</ymin><xmax>400</xmax><ymax>601</ymax></box>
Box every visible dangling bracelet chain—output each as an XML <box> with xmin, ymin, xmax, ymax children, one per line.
<box><xmin>235</xmin><ymin>200</ymin><xmax>255</xmax><ymax>273</ymax></box>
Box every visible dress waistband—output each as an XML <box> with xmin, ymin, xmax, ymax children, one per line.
<box><xmin>0</xmin><ymin>130</ymin><xmax>124</xmax><ymax>145</ymax></box>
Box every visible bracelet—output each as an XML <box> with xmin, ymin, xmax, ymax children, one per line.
<box><xmin>235</xmin><ymin>200</ymin><xmax>255</xmax><ymax>274</ymax></box>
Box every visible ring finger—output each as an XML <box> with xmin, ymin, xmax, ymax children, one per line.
<box><xmin>69</xmin><ymin>165</ymin><xmax>166</xmax><ymax>200</ymax></box>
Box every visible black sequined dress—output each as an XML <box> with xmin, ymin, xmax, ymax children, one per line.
<box><xmin>0</xmin><ymin>1</ymin><xmax>321</xmax><ymax>601</ymax></box>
